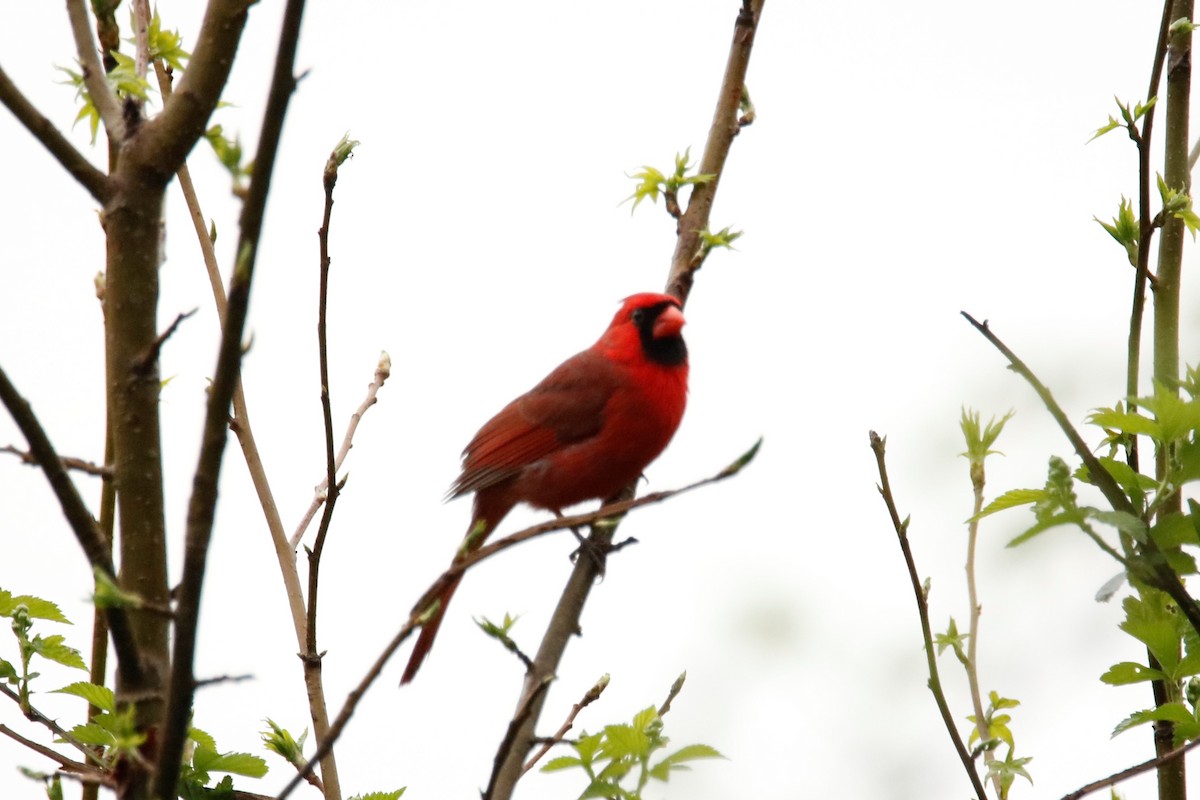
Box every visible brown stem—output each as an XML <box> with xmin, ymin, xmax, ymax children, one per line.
<box><xmin>870</xmin><ymin>432</ymin><xmax>988</xmax><ymax>800</ymax></box>
<box><xmin>298</xmin><ymin>141</ymin><xmax>349</xmax><ymax>800</ymax></box>
<box><xmin>153</xmin><ymin>0</ymin><xmax>311</xmax><ymax>796</ymax></box>
<box><xmin>1126</xmin><ymin>0</ymin><xmax>1176</xmax><ymax>475</ymax></box>
<box><xmin>0</xmin><ymin>65</ymin><xmax>112</xmax><ymax>203</ymax></box>
<box><xmin>665</xmin><ymin>0</ymin><xmax>763</xmax><ymax>303</ymax></box>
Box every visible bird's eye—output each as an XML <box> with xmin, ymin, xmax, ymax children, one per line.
<box><xmin>631</xmin><ymin>308</ymin><xmax>646</xmax><ymax>325</ymax></box>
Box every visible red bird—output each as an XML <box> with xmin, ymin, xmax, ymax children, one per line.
<box><xmin>401</xmin><ymin>292</ymin><xmax>689</xmax><ymax>684</ymax></box>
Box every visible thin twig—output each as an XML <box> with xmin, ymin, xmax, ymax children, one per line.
<box><xmin>522</xmin><ymin>676</ymin><xmax>609</xmax><ymax>775</ymax></box>
<box><xmin>153</xmin><ymin>0</ymin><xmax>312</xmax><ymax>796</ymax></box>
<box><xmin>0</xmin><ymin>724</ymin><xmax>91</xmax><ymax>771</ymax></box>
<box><xmin>63</xmin><ymin>0</ymin><xmax>125</xmax><ymax>141</ymax></box>
<box><xmin>0</xmin><ymin>366</ymin><xmax>144</xmax><ymax>687</ymax></box>
<box><xmin>151</xmin><ymin>40</ymin><xmax>311</xmax><ymax>651</ymax></box>
<box><xmin>870</xmin><ymin>432</ymin><xmax>988</xmax><ymax>800</ymax></box>
<box><xmin>0</xmin><ymin>65</ymin><xmax>112</xmax><ymax>203</ymax></box>
<box><xmin>290</xmin><ymin>354</ymin><xmax>390</xmax><ymax>549</ymax></box>
<box><xmin>0</xmin><ymin>445</ymin><xmax>111</xmax><ymax>478</ymax></box>
<box><xmin>1062</xmin><ymin>735</ymin><xmax>1200</xmax><ymax>799</ymax></box>
<box><xmin>134</xmin><ymin>308</ymin><xmax>197</xmax><ymax>373</ymax></box>
<box><xmin>0</xmin><ymin>685</ymin><xmax>94</xmax><ymax>759</ymax></box>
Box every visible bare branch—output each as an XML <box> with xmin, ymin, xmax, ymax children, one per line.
<box><xmin>521</xmin><ymin>675</ymin><xmax>608</xmax><ymax>775</ymax></box>
<box><xmin>666</xmin><ymin>0</ymin><xmax>764</xmax><ymax>304</ymax></box>
<box><xmin>0</xmin><ymin>724</ymin><xmax>91</xmax><ymax>772</ymax></box>
<box><xmin>1</xmin><ymin>445</ymin><xmax>111</xmax><ymax>478</ymax></box>
<box><xmin>64</xmin><ymin>0</ymin><xmax>125</xmax><ymax>141</ymax></box>
<box><xmin>869</xmin><ymin>432</ymin><xmax>988</xmax><ymax>800</ymax></box>
<box><xmin>0</xmin><ymin>65</ymin><xmax>112</xmax><ymax>203</ymax></box>
<box><xmin>0</xmin><ymin>365</ymin><xmax>145</xmax><ymax>686</ymax></box>
<box><xmin>0</xmin><ymin>685</ymin><xmax>95</xmax><ymax>760</ymax></box>
<box><xmin>1063</xmin><ymin>736</ymin><xmax>1200</xmax><ymax>799</ymax></box>
<box><xmin>154</xmin><ymin>0</ymin><xmax>312</xmax><ymax>795</ymax></box>
<box><xmin>291</xmin><ymin>353</ymin><xmax>390</xmax><ymax>549</ymax></box>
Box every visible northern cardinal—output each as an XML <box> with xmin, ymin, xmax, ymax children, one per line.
<box><xmin>400</xmin><ymin>292</ymin><xmax>689</xmax><ymax>684</ymax></box>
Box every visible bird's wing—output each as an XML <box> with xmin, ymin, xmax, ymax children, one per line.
<box><xmin>448</xmin><ymin>351</ymin><xmax>617</xmax><ymax>497</ymax></box>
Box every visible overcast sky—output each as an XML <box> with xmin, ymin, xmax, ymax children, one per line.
<box><xmin>2</xmin><ymin>2</ymin><xmax>1197</xmax><ymax>799</ymax></box>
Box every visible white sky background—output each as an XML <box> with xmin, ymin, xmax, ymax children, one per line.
<box><xmin>1</xmin><ymin>1</ymin><xmax>1196</xmax><ymax>798</ymax></box>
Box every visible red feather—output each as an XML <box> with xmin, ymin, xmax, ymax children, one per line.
<box><xmin>401</xmin><ymin>293</ymin><xmax>688</xmax><ymax>683</ymax></box>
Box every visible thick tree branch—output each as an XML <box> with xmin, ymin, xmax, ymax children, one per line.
<box><xmin>153</xmin><ymin>0</ymin><xmax>311</xmax><ymax>796</ymax></box>
<box><xmin>870</xmin><ymin>432</ymin><xmax>988</xmax><ymax>800</ymax></box>
<box><xmin>131</xmin><ymin>0</ymin><xmax>254</xmax><ymax>179</ymax></box>
<box><xmin>0</xmin><ymin>65</ymin><xmax>112</xmax><ymax>203</ymax></box>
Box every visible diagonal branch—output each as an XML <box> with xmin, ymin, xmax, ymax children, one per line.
<box><xmin>488</xmin><ymin>5</ymin><xmax>764</xmax><ymax>798</ymax></box>
<box><xmin>666</xmin><ymin>0</ymin><xmax>764</xmax><ymax>303</ymax></box>
<box><xmin>0</xmin><ymin>365</ymin><xmax>144</xmax><ymax>686</ymax></box>
<box><xmin>153</xmin><ymin>0</ymin><xmax>311</xmax><ymax>796</ymax></box>
<box><xmin>0</xmin><ymin>65</ymin><xmax>112</xmax><ymax>203</ymax></box>
<box><xmin>1062</xmin><ymin>735</ymin><xmax>1200</xmax><ymax>799</ymax></box>
<box><xmin>962</xmin><ymin>311</ymin><xmax>1200</xmax><ymax>638</ymax></box>
<box><xmin>275</xmin><ymin>444</ymin><xmax>758</xmax><ymax>800</ymax></box>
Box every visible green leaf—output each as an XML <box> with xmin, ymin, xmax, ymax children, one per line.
<box><xmin>0</xmin><ymin>590</ymin><xmax>71</xmax><ymax>623</ymax></box>
<box><xmin>31</xmin><ymin>635</ymin><xmax>87</xmax><ymax>671</ymax></box>
<box><xmin>934</xmin><ymin>617</ymin><xmax>969</xmax><ymax>663</ymax></box>
<box><xmin>1079</xmin><ymin>457</ymin><xmax>1158</xmax><ymax>496</ymax></box>
<box><xmin>1088</xmin><ymin>115</ymin><xmax>1122</xmax><ymax>142</ymax></box>
<box><xmin>650</xmin><ymin>743</ymin><xmax>724</xmax><ymax>775</ymax></box>
<box><xmin>1088</xmin><ymin>509</ymin><xmax>1148</xmax><ymax>539</ymax></box>
<box><xmin>203</xmin><ymin>752</ymin><xmax>268</xmax><ymax>778</ymax></box>
<box><xmin>1113</xmin><ymin>703</ymin><xmax>1195</xmax><ymax>737</ymax></box>
<box><xmin>1152</xmin><ymin>513</ymin><xmax>1200</xmax><ymax>548</ymax></box>
<box><xmin>1100</xmin><ymin>661</ymin><xmax>1167</xmax><ymax>685</ymax></box>
<box><xmin>971</xmin><ymin>488</ymin><xmax>1045</xmax><ymax>521</ymax></box>
<box><xmin>1087</xmin><ymin>408</ymin><xmax>1161</xmax><ymax>439</ymax></box>
<box><xmin>1006</xmin><ymin>510</ymin><xmax>1084</xmax><ymax>547</ymax></box>
<box><xmin>54</xmin><ymin>681</ymin><xmax>115</xmax><ymax>712</ymax></box>
<box><xmin>719</xmin><ymin>438</ymin><xmax>762</xmax><ymax>477</ymax></box>
<box><xmin>348</xmin><ymin>792</ymin><xmax>405</xmax><ymax>800</ymax></box>
<box><xmin>959</xmin><ymin>407</ymin><xmax>1014</xmax><ymax>465</ymax></box>
<box><xmin>540</xmin><ymin>756</ymin><xmax>583</xmax><ymax>772</ymax></box>
<box><xmin>67</xmin><ymin>722</ymin><xmax>116</xmax><ymax>747</ymax></box>
<box><xmin>1120</xmin><ymin>592</ymin><xmax>1183</xmax><ymax>673</ymax></box>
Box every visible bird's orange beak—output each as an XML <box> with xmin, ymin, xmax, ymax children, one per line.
<box><xmin>653</xmin><ymin>304</ymin><xmax>686</xmax><ymax>339</ymax></box>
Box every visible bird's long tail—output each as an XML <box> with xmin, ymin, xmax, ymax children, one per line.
<box><xmin>400</xmin><ymin>572</ymin><xmax>463</xmax><ymax>684</ymax></box>
<box><xmin>401</xmin><ymin>494</ymin><xmax>512</xmax><ymax>684</ymax></box>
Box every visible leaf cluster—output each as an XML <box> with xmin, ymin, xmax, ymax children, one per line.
<box><xmin>542</xmin><ymin>704</ymin><xmax>722</xmax><ymax>799</ymax></box>
<box><xmin>625</xmin><ymin>148</ymin><xmax>715</xmax><ymax>212</ymax></box>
